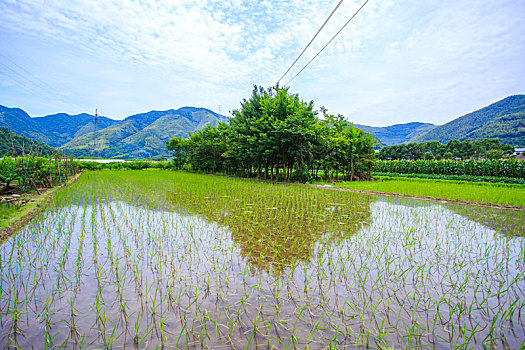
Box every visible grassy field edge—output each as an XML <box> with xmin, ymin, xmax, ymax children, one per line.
<box><xmin>0</xmin><ymin>173</ymin><xmax>83</xmax><ymax>243</ymax></box>
<box><xmin>318</xmin><ymin>176</ymin><xmax>525</xmax><ymax>208</ymax></box>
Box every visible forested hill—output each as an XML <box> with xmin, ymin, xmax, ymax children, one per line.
<box><xmin>0</xmin><ymin>127</ymin><xmax>56</xmax><ymax>156</ymax></box>
<box><xmin>354</xmin><ymin>122</ymin><xmax>435</xmax><ymax>146</ymax></box>
<box><xmin>33</xmin><ymin>112</ymin><xmax>117</xmax><ymax>147</ymax></box>
<box><xmin>3</xmin><ymin>94</ymin><xmax>522</xmax><ymax>159</ymax></box>
<box><xmin>0</xmin><ymin>105</ymin><xmax>226</xmax><ymax>159</ymax></box>
<box><xmin>411</xmin><ymin>95</ymin><xmax>525</xmax><ymax>146</ymax></box>
<box><xmin>60</xmin><ymin>107</ymin><xmax>226</xmax><ymax>158</ymax></box>
<box><xmin>0</xmin><ymin>105</ymin><xmax>116</xmax><ymax>147</ymax></box>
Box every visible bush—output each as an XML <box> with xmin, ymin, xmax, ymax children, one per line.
<box><xmin>74</xmin><ymin>160</ymin><xmax>173</xmax><ymax>171</ymax></box>
<box><xmin>423</xmin><ymin>152</ymin><xmax>434</xmax><ymax>160</ymax></box>
<box><xmin>1</xmin><ymin>155</ymin><xmax>77</xmax><ymax>191</ymax></box>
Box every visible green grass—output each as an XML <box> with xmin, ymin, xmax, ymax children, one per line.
<box><xmin>0</xmin><ymin>198</ymin><xmax>40</xmax><ymax>232</ymax></box>
<box><xmin>328</xmin><ymin>176</ymin><xmax>525</xmax><ymax>206</ymax></box>
<box><xmin>0</xmin><ymin>202</ymin><xmax>20</xmax><ymax>225</ymax></box>
<box><xmin>0</xmin><ymin>174</ymin><xmax>80</xmax><ymax>233</ymax></box>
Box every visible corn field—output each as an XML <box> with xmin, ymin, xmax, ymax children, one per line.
<box><xmin>373</xmin><ymin>159</ymin><xmax>525</xmax><ymax>179</ymax></box>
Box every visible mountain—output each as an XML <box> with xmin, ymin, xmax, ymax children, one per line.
<box><xmin>0</xmin><ymin>127</ymin><xmax>56</xmax><ymax>156</ymax></box>
<box><xmin>0</xmin><ymin>104</ymin><xmax>226</xmax><ymax>158</ymax></box>
<box><xmin>464</xmin><ymin>111</ymin><xmax>525</xmax><ymax>146</ymax></box>
<box><xmin>0</xmin><ymin>105</ymin><xmax>117</xmax><ymax>147</ymax></box>
<box><xmin>354</xmin><ymin>122</ymin><xmax>435</xmax><ymax>146</ymax></box>
<box><xmin>33</xmin><ymin>113</ymin><xmax>117</xmax><ymax>147</ymax></box>
<box><xmin>411</xmin><ymin>95</ymin><xmax>525</xmax><ymax>146</ymax></box>
<box><xmin>60</xmin><ymin>107</ymin><xmax>226</xmax><ymax>158</ymax></box>
<box><xmin>0</xmin><ymin>105</ymin><xmax>49</xmax><ymax>144</ymax></box>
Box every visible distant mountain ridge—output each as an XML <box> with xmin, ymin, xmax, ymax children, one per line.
<box><xmin>354</xmin><ymin>95</ymin><xmax>524</xmax><ymax>147</ymax></box>
<box><xmin>354</xmin><ymin>122</ymin><xmax>435</xmax><ymax>146</ymax></box>
<box><xmin>36</xmin><ymin>113</ymin><xmax>117</xmax><ymax>146</ymax></box>
<box><xmin>61</xmin><ymin>107</ymin><xmax>226</xmax><ymax>158</ymax></box>
<box><xmin>0</xmin><ymin>105</ymin><xmax>117</xmax><ymax>147</ymax></box>
<box><xmin>411</xmin><ymin>95</ymin><xmax>525</xmax><ymax>146</ymax></box>
<box><xmin>0</xmin><ymin>105</ymin><xmax>226</xmax><ymax>158</ymax></box>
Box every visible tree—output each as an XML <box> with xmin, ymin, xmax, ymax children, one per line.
<box><xmin>165</xmin><ymin>85</ymin><xmax>376</xmax><ymax>182</ymax></box>
<box><xmin>165</xmin><ymin>137</ymin><xmax>188</xmax><ymax>168</ymax></box>
<box><xmin>423</xmin><ymin>151</ymin><xmax>434</xmax><ymax>160</ymax></box>
<box><xmin>485</xmin><ymin>149</ymin><xmax>504</xmax><ymax>160</ymax></box>
<box><xmin>183</xmin><ymin>124</ymin><xmax>228</xmax><ymax>173</ymax></box>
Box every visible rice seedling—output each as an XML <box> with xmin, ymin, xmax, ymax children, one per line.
<box><xmin>329</xmin><ymin>176</ymin><xmax>525</xmax><ymax>207</ymax></box>
<box><xmin>0</xmin><ymin>170</ymin><xmax>523</xmax><ymax>348</ymax></box>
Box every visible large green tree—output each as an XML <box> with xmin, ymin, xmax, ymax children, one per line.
<box><xmin>166</xmin><ymin>85</ymin><xmax>376</xmax><ymax>182</ymax></box>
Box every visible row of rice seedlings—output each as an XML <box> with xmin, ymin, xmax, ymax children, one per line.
<box><xmin>0</xmin><ymin>170</ymin><xmax>523</xmax><ymax>348</ymax></box>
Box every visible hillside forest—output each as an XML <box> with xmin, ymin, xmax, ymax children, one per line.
<box><xmin>0</xmin><ymin>127</ymin><xmax>56</xmax><ymax>156</ymax></box>
<box><xmin>378</xmin><ymin>139</ymin><xmax>514</xmax><ymax>160</ymax></box>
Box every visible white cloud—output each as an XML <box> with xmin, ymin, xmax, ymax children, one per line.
<box><xmin>0</xmin><ymin>0</ymin><xmax>523</xmax><ymax>124</ymax></box>
<box><xmin>0</xmin><ymin>0</ymin><xmax>378</xmax><ymax>86</ymax></box>
<box><xmin>289</xmin><ymin>0</ymin><xmax>525</xmax><ymax>125</ymax></box>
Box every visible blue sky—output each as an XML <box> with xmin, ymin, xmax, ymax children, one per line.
<box><xmin>0</xmin><ymin>0</ymin><xmax>524</xmax><ymax>126</ymax></box>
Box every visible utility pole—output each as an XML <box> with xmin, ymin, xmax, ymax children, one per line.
<box><xmin>95</xmin><ymin>109</ymin><xmax>98</xmax><ymax>132</ymax></box>
<box><xmin>91</xmin><ymin>109</ymin><xmax>98</xmax><ymax>159</ymax></box>
<box><xmin>95</xmin><ymin>109</ymin><xmax>99</xmax><ymax>158</ymax></box>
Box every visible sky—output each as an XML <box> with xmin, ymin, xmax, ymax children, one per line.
<box><xmin>0</xmin><ymin>0</ymin><xmax>524</xmax><ymax>126</ymax></box>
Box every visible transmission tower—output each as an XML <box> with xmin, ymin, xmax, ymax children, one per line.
<box><xmin>95</xmin><ymin>109</ymin><xmax>98</xmax><ymax>132</ymax></box>
<box><xmin>91</xmin><ymin>109</ymin><xmax>98</xmax><ymax>158</ymax></box>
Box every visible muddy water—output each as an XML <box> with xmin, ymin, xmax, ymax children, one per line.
<box><xmin>0</xmin><ymin>171</ymin><xmax>523</xmax><ymax>348</ymax></box>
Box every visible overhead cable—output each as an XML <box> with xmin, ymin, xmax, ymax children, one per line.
<box><xmin>0</xmin><ymin>53</ymin><xmax>85</xmax><ymax>110</ymax></box>
<box><xmin>286</xmin><ymin>0</ymin><xmax>370</xmax><ymax>85</ymax></box>
<box><xmin>276</xmin><ymin>0</ymin><xmax>345</xmax><ymax>86</ymax></box>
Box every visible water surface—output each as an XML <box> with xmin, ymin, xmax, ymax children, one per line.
<box><xmin>0</xmin><ymin>171</ymin><xmax>523</xmax><ymax>348</ymax></box>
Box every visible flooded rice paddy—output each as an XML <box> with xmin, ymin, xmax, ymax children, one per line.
<box><xmin>0</xmin><ymin>170</ymin><xmax>524</xmax><ymax>348</ymax></box>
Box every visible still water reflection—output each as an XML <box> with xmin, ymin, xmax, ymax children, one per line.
<box><xmin>0</xmin><ymin>171</ymin><xmax>523</xmax><ymax>348</ymax></box>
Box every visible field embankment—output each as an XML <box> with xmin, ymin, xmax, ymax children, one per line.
<box><xmin>0</xmin><ymin>155</ymin><xmax>79</xmax><ymax>235</ymax></box>
<box><xmin>324</xmin><ymin>176</ymin><xmax>525</xmax><ymax>207</ymax></box>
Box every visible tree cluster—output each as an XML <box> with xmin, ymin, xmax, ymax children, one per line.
<box><xmin>166</xmin><ymin>86</ymin><xmax>376</xmax><ymax>182</ymax></box>
<box><xmin>378</xmin><ymin>139</ymin><xmax>514</xmax><ymax>161</ymax></box>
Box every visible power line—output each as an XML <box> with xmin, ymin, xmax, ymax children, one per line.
<box><xmin>0</xmin><ymin>53</ymin><xmax>85</xmax><ymax>111</ymax></box>
<box><xmin>0</xmin><ymin>62</ymin><xmax>56</xmax><ymax>102</ymax></box>
<box><xmin>0</xmin><ymin>53</ymin><xmax>58</xmax><ymax>94</ymax></box>
<box><xmin>276</xmin><ymin>0</ymin><xmax>345</xmax><ymax>86</ymax></box>
<box><xmin>286</xmin><ymin>0</ymin><xmax>370</xmax><ymax>86</ymax></box>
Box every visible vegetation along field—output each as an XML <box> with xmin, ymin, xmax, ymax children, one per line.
<box><xmin>1</xmin><ymin>170</ymin><xmax>524</xmax><ymax>348</ymax></box>
<box><xmin>1</xmin><ymin>155</ymin><xmax>78</xmax><ymax>232</ymax></box>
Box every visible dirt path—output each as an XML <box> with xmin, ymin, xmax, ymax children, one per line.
<box><xmin>0</xmin><ymin>173</ymin><xmax>83</xmax><ymax>244</ymax></box>
<box><xmin>311</xmin><ymin>184</ymin><xmax>525</xmax><ymax>211</ymax></box>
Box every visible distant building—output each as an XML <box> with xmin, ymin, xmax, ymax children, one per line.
<box><xmin>513</xmin><ymin>147</ymin><xmax>525</xmax><ymax>160</ymax></box>
<box><xmin>513</xmin><ymin>147</ymin><xmax>525</xmax><ymax>155</ymax></box>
